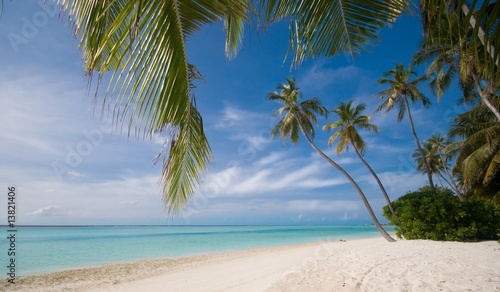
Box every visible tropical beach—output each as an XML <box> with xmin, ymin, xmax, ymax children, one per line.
<box><xmin>2</xmin><ymin>237</ymin><xmax>499</xmax><ymax>292</ymax></box>
<box><xmin>2</xmin><ymin>0</ymin><xmax>500</xmax><ymax>291</ymax></box>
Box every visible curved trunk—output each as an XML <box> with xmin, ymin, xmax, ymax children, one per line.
<box><xmin>473</xmin><ymin>74</ymin><xmax>500</xmax><ymax>122</ymax></box>
<box><xmin>350</xmin><ymin>139</ymin><xmax>397</xmax><ymax>217</ymax></box>
<box><xmin>435</xmin><ymin>172</ymin><xmax>444</xmax><ymax>187</ymax></box>
<box><xmin>436</xmin><ymin>171</ymin><xmax>454</xmax><ymax>192</ymax></box>
<box><xmin>296</xmin><ymin>118</ymin><xmax>396</xmax><ymax>242</ymax></box>
<box><xmin>438</xmin><ymin>150</ymin><xmax>464</xmax><ymax>201</ymax></box>
<box><xmin>403</xmin><ymin>95</ymin><xmax>436</xmax><ymax>191</ymax></box>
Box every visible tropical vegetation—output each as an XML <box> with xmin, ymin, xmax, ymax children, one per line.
<box><xmin>448</xmin><ymin>104</ymin><xmax>500</xmax><ymax>203</ymax></box>
<box><xmin>323</xmin><ymin>100</ymin><xmax>396</xmax><ymax>217</ymax></box>
<box><xmin>268</xmin><ymin>77</ymin><xmax>395</xmax><ymax>242</ymax></box>
<box><xmin>383</xmin><ymin>186</ymin><xmax>500</xmax><ymax>241</ymax></box>
<box><xmin>373</xmin><ymin>63</ymin><xmax>436</xmax><ymax>190</ymax></box>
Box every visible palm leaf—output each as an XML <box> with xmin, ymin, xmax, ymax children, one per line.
<box><xmin>58</xmin><ymin>0</ymin><xmax>251</xmax><ymax>213</ymax></box>
<box><xmin>258</xmin><ymin>0</ymin><xmax>412</xmax><ymax>66</ymax></box>
<box><xmin>155</xmin><ymin>100</ymin><xmax>213</xmax><ymax>214</ymax></box>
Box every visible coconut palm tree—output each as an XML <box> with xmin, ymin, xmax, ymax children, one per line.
<box><xmin>411</xmin><ymin>141</ymin><xmax>456</xmax><ymax>193</ymax></box>
<box><xmin>373</xmin><ymin>63</ymin><xmax>436</xmax><ymax>191</ymax></box>
<box><xmin>448</xmin><ymin>105</ymin><xmax>500</xmax><ymax>202</ymax></box>
<box><xmin>427</xmin><ymin>133</ymin><xmax>464</xmax><ymax>201</ymax></box>
<box><xmin>54</xmin><ymin>0</ymin><xmax>411</xmax><ymax>213</ymax></box>
<box><xmin>269</xmin><ymin>77</ymin><xmax>395</xmax><ymax>242</ymax></box>
<box><xmin>323</xmin><ymin>99</ymin><xmax>397</xmax><ymax>217</ymax></box>
<box><xmin>418</xmin><ymin>0</ymin><xmax>500</xmax><ymax>99</ymax></box>
<box><xmin>412</xmin><ymin>10</ymin><xmax>500</xmax><ymax>121</ymax></box>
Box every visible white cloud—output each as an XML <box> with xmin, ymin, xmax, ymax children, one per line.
<box><xmin>340</xmin><ymin>212</ymin><xmax>360</xmax><ymax>221</ymax></box>
<box><xmin>199</xmin><ymin>158</ymin><xmax>349</xmax><ymax>198</ymax></box>
<box><xmin>287</xmin><ymin>200</ymin><xmax>362</xmax><ymax>212</ymax></box>
<box><xmin>9</xmin><ymin>172</ymin><xmax>164</xmax><ymax>225</ymax></box>
<box><xmin>67</xmin><ymin>171</ymin><xmax>83</xmax><ymax>177</ymax></box>
<box><xmin>216</xmin><ymin>104</ymin><xmax>268</xmax><ymax>128</ymax></box>
<box><xmin>254</xmin><ymin>151</ymin><xmax>288</xmax><ymax>166</ymax></box>
<box><xmin>27</xmin><ymin>206</ymin><xmax>69</xmax><ymax>217</ymax></box>
<box><xmin>356</xmin><ymin>170</ymin><xmax>427</xmax><ymax>199</ymax></box>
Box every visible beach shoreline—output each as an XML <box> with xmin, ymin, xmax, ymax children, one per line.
<box><xmin>2</xmin><ymin>237</ymin><xmax>499</xmax><ymax>291</ymax></box>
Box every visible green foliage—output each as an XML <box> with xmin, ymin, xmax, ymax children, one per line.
<box><xmin>383</xmin><ymin>185</ymin><xmax>500</xmax><ymax>242</ymax></box>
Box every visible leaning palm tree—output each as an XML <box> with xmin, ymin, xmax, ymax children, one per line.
<box><xmin>427</xmin><ymin>133</ymin><xmax>464</xmax><ymax>201</ymax></box>
<box><xmin>412</xmin><ymin>142</ymin><xmax>451</xmax><ymax>190</ymax></box>
<box><xmin>269</xmin><ymin>77</ymin><xmax>395</xmax><ymax>242</ymax></box>
<box><xmin>373</xmin><ymin>63</ymin><xmax>436</xmax><ymax>191</ymax></box>
<box><xmin>54</xmin><ymin>0</ymin><xmax>411</xmax><ymax>213</ymax></box>
<box><xmin>323</xmin><ymin>100</ymin><xmax>397</xmax><ymax>217</ymax></box>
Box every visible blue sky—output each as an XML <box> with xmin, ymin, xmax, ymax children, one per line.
<box><xmin>0</xmin><ymin>1</ymin><xmax>466</xmax><ymax>225</ymax></box>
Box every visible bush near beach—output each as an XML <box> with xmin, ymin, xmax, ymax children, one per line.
<box><xmin>383</xmin><ymin>186</ymin><xmax>500</xmax><ymax>242</ymax></box>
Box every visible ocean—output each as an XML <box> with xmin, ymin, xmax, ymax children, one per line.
<box><xmin>0</xmin><ymin>225</ymin><xmax>392</xmax><ymax>276</ymax></box>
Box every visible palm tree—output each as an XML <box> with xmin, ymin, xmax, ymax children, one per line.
<box><xmin>448</xmin><ymin>105</ymin><xmax>500</xmax><ymax>202</ymax></box>
<box><xmin>373</xmin><ymin>63</ymin><xmax>435</xmax><ymax>191</ymax></box>
<box><xmin>323</xmin><ymin>100</ymin><xmax>397</xmax><ymax>217</ymax></box>
<box><xmin>427</xmin><ymin>133</ymin><xmax>464</xmax><ymax>201</ymax></box>
<box><xmin>54</xmin><ymin>0</ymin><xmax>412</xmax><ymax>213</ymax></box>
<box><xmin>411</xmin><ymin>141</ymin><xmax>454</xmax><ymax>192</ymax></box>
<box><xmin>412</xmin><ymin>11</ymin><xmax>500</xmax><ymax>121</ymax></box>
<box><xmin>269</xmin><ymin>77</ymin><xmax>395</xmax><ymax>242</ymax></box>
<box><xmin>418</xmin><ymin>0</ymin><xmax>500</xmax><ymax>101</ymax></box>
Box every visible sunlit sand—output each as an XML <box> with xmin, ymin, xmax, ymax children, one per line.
<box><xmin>2</xmin><ymin>237</ymin><xmax>499</xmax><ymax>291</ymax></box>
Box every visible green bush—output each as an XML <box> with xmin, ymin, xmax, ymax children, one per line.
<box><xmin>383</xmin><ymin>185</ymin><xmax>500</xmax><ymax>242</ymax></box>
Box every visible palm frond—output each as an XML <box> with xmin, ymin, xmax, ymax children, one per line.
<box><xmin>155</xmin><ymin>100</ymin><xmax>213</xmax><ymax>214</ymax></box>
<box><xmin>258</xmin><ymin>0</ymin><xmax>412</xmax><ymax>66</ymax></box>
<box><xmin>58</xmin><ymin>0</ymin><xmax>252</xmax><ymax>213</ymax></box>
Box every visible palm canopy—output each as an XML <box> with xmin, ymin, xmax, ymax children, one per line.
<box><xmin>412</xmin><ymin>8</ymin><xmax>500</xmax><ymax>121</ymax></box>
<box><xmin>374</xmin><ymin>63</ymin><xmax>431</xmax><ymax>121</ymax></box>
<box><xmin>268</xmin><ymin>77</ymin><xmax>328</xmax><ymax>144</ymax></box>
<box><xmin>427</xmin><ymin>133</ymin><xmax>452</xmax><ymax>158</ymax></box>
<box><xmin>57</xmin><ymin>0</ymin><xmax>253</xmax><ymax>214</ymax></box>
<box><xmin>412</xmin><ymin>141</ymin><xmax>443</xmax><ymax>176</ymax></box>
<box><xmin>419</xmin><ymin>0</ymin><xmax>500</xmax><ymax>93</ymax></box>
<box><xmin>412</xmin><ymin>11</ymin><xmax>477</xmax><ymax>100</ymax></box>
<box><xmin>258</xmin><ymin>0</ymin><xmax>412</xmax><ymax>66</ymax></box>
<box><xmin>449</xmin><ymin>105</ymin><xmax>500</xmax><ymax>201</ymax></box>
<box><xmin>323</xmin><ymin>99</ymin><xmax>379</xmax><ymax>155</ymax></box>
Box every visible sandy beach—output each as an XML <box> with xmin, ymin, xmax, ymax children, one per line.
<box><xmin>2</xmin><ymin>237</ymin><xmax>499</xmax><ymax>292</ymax></box>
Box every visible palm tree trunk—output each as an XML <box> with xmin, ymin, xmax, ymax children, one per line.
<box><xmin>461</xmin><ymin>3</ymin><xmax>499</xmax><ymax>67</ymax></box>
<box><xmin>436</xmin><ymin>171</ymin><xmax>455</xmax><ymax>191</ymax></box>
<box><xmin>402</xmin><ymin>95</ymin><xmax>436</xmax><ymax>191</ymax></box>
<box><xmin>438</xmin><ymin>151</ymin><xmax>464</xmax><ymax>201</ymax></box>
<box><xmin>350</xmin><ymin>140</ymin><xmax>397</xmax><ymax>217</ymax></box>
<box><xmin>296</xmin><ymin>119</ymin><xmax>396</xmax><ymax>242</ymax></box>
<box><xmin>473</xmin><ymin>74</ymin><xmax>500</xmax><ymax>122</ymax></box>
<box><xmin>435</xmin><ymin>172</ymin><xmax>444</xmax><ymax>187</ymax></box>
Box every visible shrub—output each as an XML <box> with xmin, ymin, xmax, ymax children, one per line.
<box><xmin>383</xmin><ymin>185</ymin><xmax>500</xmax><ymax>242</ymax></box>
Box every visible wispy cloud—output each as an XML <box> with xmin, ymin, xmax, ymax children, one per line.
<box><xmin>254</xmin><ymin>151</ymin><xmax>288</xmax><ymax>166</ymax></box>
<box><xmin>298</xmin><ymin>63</ymin><xmax>362</xmax><ymax>91</ymax></box>
<box><xmin>27</xmin><ymin>206</ymin><xmax>70</xmax><ymax>217</ymax></box>
<box><xmin>216</xmin><ymin>104</ymin><xmax>268</xmax><ymax>129</ymax></box>
<box><xmin>199</xmin><ymin>151</ymin><xmax>349</xmax><ymax>198</ymax></box>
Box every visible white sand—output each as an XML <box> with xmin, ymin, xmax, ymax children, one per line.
<box><xmin>2</xmin><ymin>237</ymin><xmax>499</xmax><ymax>291</ymax></box>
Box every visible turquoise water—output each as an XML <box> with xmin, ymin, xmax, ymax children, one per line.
<box><xmin>0</xmin><ymin>225</ymin><xmax>390</xmax><ymax>276</ymax></box>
